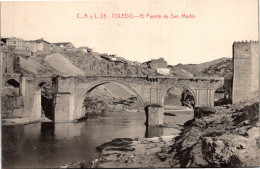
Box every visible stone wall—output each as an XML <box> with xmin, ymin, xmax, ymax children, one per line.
<box><xmin>1</xmin><ymin>74</ymin><xmax>23</xmax><ymax>118</ymax></box>
<box><xmin>1</xmin><ymin>52</ymin><xmax>14</xmax><ymax>74</ymax></box>
<box><xmin>232</xmin><ymin>41</ymin><xmax>259</xmax><ymax>103</ymax></box>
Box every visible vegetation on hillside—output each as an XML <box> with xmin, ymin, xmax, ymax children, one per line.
<box><xmin>196</xmin><ymin>58</ymin><xmax>233</xmax><ymax>104</ymax></box>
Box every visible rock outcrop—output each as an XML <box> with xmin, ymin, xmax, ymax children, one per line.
<box><xmin>97</xmin><ymin>136</ymin><xmax>175</xmax><ymax>168</ymax></box>
<box><xmin>95</xmin><ymin>97</ymin><xmax>260</xmax><ymax>168</ymax></box>
<box><xmin>170</xmin><ymin>97</ymin><xmax>260</xmax><ymax>167</ymax></box>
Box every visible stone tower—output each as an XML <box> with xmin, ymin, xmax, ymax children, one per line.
<box><xmin>232</xmin><ymin>41</ymin><xmax>259</xmax><ymax>104</ymax></box>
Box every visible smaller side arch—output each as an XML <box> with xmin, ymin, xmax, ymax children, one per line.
<box><xmin>4</xmin><ymin>79</ymin><xmax>20</xmax><ymax>88</ymax></box>
<box><xmin>3</xmin><ymin>79</ymin><xmax>21</xmax><ymax>96</ymax></box>
<box><xmin>161</xmin><ymin>84</ymin><xmax>196</xmax><ymax>108</ymax></box>
<box><xmin>213</xmin><ymin>84</ymin><xmax>225</xmax><ymax>94</ymax></box>
<box><xmin>74</xmin><ymin>80</ymin><xmax>145</xmax><ymax>120</ymax></box>
<box><xmin>35</xmin><ymin>80</ymin><xmax>52</xmax><ymax>90</ymax></box>
<box><xmin>213</xmin><ymin>84</ymin><xmax>230</xmax><ymax>106</ymax></box>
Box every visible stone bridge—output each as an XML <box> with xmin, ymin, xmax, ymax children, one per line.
<box><xmin>2</xmin><ymin>74</ymin><xmax>224</xmax><ymax>122</ymax></box>
<box><xmin>52</xmin><ymin>75</ymin><xmax>223</xmax><ymax>121</ymax></box>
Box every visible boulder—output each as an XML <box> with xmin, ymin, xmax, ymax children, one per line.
<box><xmin>96</xmin><ymin>138</ymin><xmax>135</xmax><ymax>152</ymax></box>
<box><xmin>194</xmin><ymin>107</ymin><xmax>215</xmax><ymax>118</ymax></box>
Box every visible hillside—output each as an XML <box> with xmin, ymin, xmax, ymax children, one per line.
<box><xmin>171</xmin><ymin>57</ymin><xmax>231</xmax><ymax>76</ymax></box>
<box><xmin>197</xmin><ymin>58</ymin><xmax>233</xmax><ymax>77</ymax></box>
<box><xmin>45</xmin><ymin>53</ymin><xmax>85</xmax><ymax>76</ymax></box>
<box><xmin>8</xmin><ymin>44</ymin><xmax>233</xmax><ymax>79</ymax></box>
<box><xmin>197</xmin><ymin>58</ymin><xmax>233</xmax><ymax>104</ymax></box>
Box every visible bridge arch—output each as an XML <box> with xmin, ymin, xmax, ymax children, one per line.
<box><xmin>32</xmin><ymin>80</ymin><xmax>53</xmax><ymax>120</ymax></box>
<box><xmin>213</xmin><ymin>84</ymin><xmax>229</xmax><ymax>106</ymax></box>
<box><xmin>213</xmin><ymin>83</ymin><xmax>225</xmax><ymax>93</ymax></box>
<box><xmin>74</xmin><ymin>80</ymin><xmax>145</xmax><ymax>120</ymax></box>
<box><xmin>4</xmin><ymin>78</ymin><xmax>20</xmax><ymax>88</ymax></box>
<box><xmin>35</xmin><ymin>79</ymin><xmax>52</xmax><ymax>89</ymax></box>
<box><xmin>161</xmin><ymin>84</ymin><xmax>196</xmax><ymax>108</ymax></box>
<box><xmin>3</xmin><ymin>78</ymin><xmax>21</xmax><ymax>96</ymax></box>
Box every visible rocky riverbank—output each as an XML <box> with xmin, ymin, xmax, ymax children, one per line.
<box><xmin>95</xmin><ymin>97</ymin><xmax>260</xmax><ymax>168</ymax></box>
<box><xmin>60</xmin><ymin>136</ymin><xmax>176</xmax><ymax>168</ymax></box>
<box><xmin>96</xmin><ymin>136</ymin><xmax>175</xmax><ymax>168</ymax></box>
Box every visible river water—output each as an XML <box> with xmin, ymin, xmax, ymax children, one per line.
<box><xmin>2</xmin><ymin>111</ymin><xmax>150</xmax><ymax>168</ymax></box>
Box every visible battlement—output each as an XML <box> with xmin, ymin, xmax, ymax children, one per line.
<box><xmin>233</xmin><ymin>40</ymin><xmax>258</xmax><ymax>45</ymax></box>
<box><xmin>233</xmin><ymin>40</ymin><xmax>258</xmax><ymax>59</ymax></box>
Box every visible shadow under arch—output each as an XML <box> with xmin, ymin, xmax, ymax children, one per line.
<box><xmin>161</xmin><ymin>84</ymin><xmax>196</xmax><ymax>108</ymax></box>
<box><xmin>3</xmin><ymin>79</ymin><xmax>21</xmax><ymax>96</ymax></box>
<box><xmin>74</xmin><ymin>80</ymin><xmax>145</xmax><ymax>120</ymax></box>
<box><xmin>32</xmin><ymin>80</ymin><xmax>53</xmax><ymax>120</ymax></box>
<box><xmin>4</xmin><ymin>79</ymin><xmax>20</xmax><ymax>88</ymax></box>
<box><xmin>213</xmin><ymin>84</ymin><xmax>230</xmax><ymax>106</ymax></box>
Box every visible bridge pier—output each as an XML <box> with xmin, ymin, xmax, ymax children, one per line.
<box><xmin>53</xmin><ymin>93</ymin><xmax>74</xmax><ymax>122</ymax></box>
<box><xmin>31</xmin><ymin>91</ymin><xmax>42</xmax><ymax>119</ymax></box>
<box><xmin>193</xmin><ymin>88</ymin><xmax>215</xmax><ymax>107</ymax></box>
<box><xmin>145</xmin><ymin>104</ymin><xmax>164</xmax><ymax>126</ymax></box>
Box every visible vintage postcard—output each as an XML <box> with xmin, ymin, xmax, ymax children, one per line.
<box><xmin>1</xmin><ymin>0</ymin><xmax>259</xmax><ymax>168</ymax></box>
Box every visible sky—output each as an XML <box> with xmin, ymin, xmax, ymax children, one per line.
<box><xmin>1</xmin><ymin>0</ymin><xmax>258</xmax><ymax>65</ymax></box>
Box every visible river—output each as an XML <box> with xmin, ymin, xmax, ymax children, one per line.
<box><xmin>2</xmin><ymin>111</ymin><xmax>152</xmax><ymax>168</ymax></box>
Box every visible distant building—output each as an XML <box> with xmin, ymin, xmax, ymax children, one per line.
<box><xmin>6</xmin><ymin>37</ymin><xmax>51</xmax><ymax>54</ymax></box>
<box><xmin>1</xmin><ymin>52</ymin><xmax>15</xmax><ymax>74</ymax></box>
<box><xmin>31</xmin><ymin>38</ymin><xmax>51</xmax><ymax>52</ymax></box>
<box><xmin>157</xmin><ymin>68</ymin><xmax>170</xmax><ymax>75</ymax></box>
<box><xmin>78</xmin><ymin>46</ymin><xmax>92</xmax><ymax>53</ymax></box>
<box><xmin>144</xmin><ymin>57</ymin><xmax>168</xmax><ymax>69</ymax></box>
<box><xmin>110</xmin><ymin>57</ymin><xmax>117</xmax><ymax>61</ymax></box>
<box><xmin>109</xmin><ymin>54</ymin><xmax>117</xmax><ymax>57</ymax></box>
<box><xmin>6</xmin><ymin>38</ymin><xmax>28</xmax><ymax>50</ymax></box>
<box><xmin>53</xmin><ymin>42</ymin><xmax>75</xmax><ymax>48</ymax></box>
<box><xmin>133</xmin><ymin>61</ymin><xmax>141</xmax><ymax>65</ymax></box>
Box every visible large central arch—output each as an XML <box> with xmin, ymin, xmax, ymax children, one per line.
<box><xmin>161</xmin><ymin>84</ymin><xmax>196</xmax><ymax>108</ymax></box>
<box><xmin>74</xmin><ymin>80</ymin><xmax>145</xmax><ymax>120</ymax></box>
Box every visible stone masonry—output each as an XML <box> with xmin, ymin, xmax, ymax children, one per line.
<box><xmin>232</xmin><ymin>41</ymin><xmax>259</xmax><ymax>103</ymax></box>
<box><xmin>52</xmin><ymin>75</ymin><xmax>223</xmax><ymax>122</ymax></box>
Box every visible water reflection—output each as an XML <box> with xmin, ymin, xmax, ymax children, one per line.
<box><xmin>40</xmin><ymin>122</ymin><xmax>55</xmax><ymax>137</ymax></box>
<box><xmin>2</xmin><ymin>111</ymin><xmax>180</xmax><ymax>168</ymax></box>
<box><xmin>145</xmin><ymin>125</ymin><xmax>164</xmax><ymax>138</ymax></box>
<box><xmin>2</xmin><ymin>111</ymin><xmax>147</xmax><ymax>168</ymax></box>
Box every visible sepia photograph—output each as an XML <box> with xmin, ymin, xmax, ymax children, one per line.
<box><xmin>1</xmin><ymin>0</ymin><xmax>259</xmax><ymax>168</ymax></box>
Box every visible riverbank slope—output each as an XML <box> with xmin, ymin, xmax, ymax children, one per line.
<box><xmin>96</xmin><ymin>97</ymin><xmax>260</xmax><ymax>168</ymax></box>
